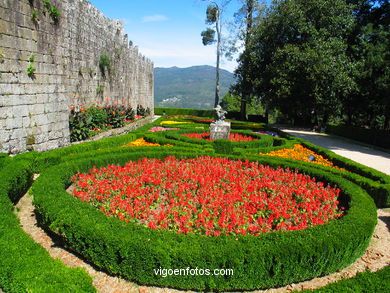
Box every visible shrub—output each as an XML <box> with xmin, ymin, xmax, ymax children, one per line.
<box><xmin>0</xmin><ymin>159</ymin><xmax>95</xmax><ymax>292</ymax></box>
<box><xmin>85</xmin><ymin>105</ymin><xmax>107</xmax><ymax>128</ymax></box>
<box><xmin>212</xmin><ymin>139</ymin><xmax>233</xmax><ymax>154</ymax></box>
<box><xmin>104</xmin><ymin>104</ymin><xmax>125</xmax><ymax>128</ymax></box>
<box><xmin>69</xmin><ymin>108</ymin><xmax>91</xmax><ymax>142</ymax></box>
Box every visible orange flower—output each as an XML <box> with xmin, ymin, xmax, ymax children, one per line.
<box><xmin>259</xmin><ymin>144</ymin><xmax>346</xmax><ymax>170</ymax></box>
<box><xmin>121</xmin><ymin>138</ymin><xmax>161</xmax><ymax>147</ymax></box>
<box><xmin>112</xmin><ymin>111</ymin><xmax>116</xmax><ymax>115</ymax></box>
<box><xmin>105</xmin><ymin>96</ymin><xmax>110</xmax><ymax>101</ymax></box>
<box><xmin>120</xmin><ymin>138</ymin><xmax>173</xmax><ymax>148</ymax></box>
<box><xmin>70</xmin><ymin>106</ymin><xmax>74</xmax><ymax>110</ymax></box>
<box><xmin>81</xmin><ymin>108</ymin><xmax>85</xmax><ymax>113</ymax></box>
<box><xmin>121</xmin><ymin>111</ymin><xmax>125</xmax><ymax>115</ymax></box>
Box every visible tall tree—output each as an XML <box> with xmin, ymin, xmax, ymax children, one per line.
<box><xmin>228</xmin><ymin>1</ymin><xmax>265</xmax><ymax>120</ymax></box>
<box><xmin>201</xmin><ymin>0</ymin><xmax>231</xmax><ymax>107</ymax></box>
<box><xmin>345</xmin><ymin>0</ymin><xmax>390</xmax><ymax>129</ymax></box>
<box><xmin>237</xmin><ymin>0</ymin><xmax>357</xmax><ymax>126</ymax></box>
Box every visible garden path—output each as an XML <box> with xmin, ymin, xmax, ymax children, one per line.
<box><xmin>280</xmin><ymin>129</ymin><xmax>390</xmax><ymax>175</ymax></box>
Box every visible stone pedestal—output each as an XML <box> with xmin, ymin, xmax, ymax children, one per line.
<box><xmin>210</xmin><ymin>121</ymin><xmax>231</xmax><ymax>140</ymax></box>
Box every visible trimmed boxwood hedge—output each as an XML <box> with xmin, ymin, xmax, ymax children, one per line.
<box><xmin>279</xmin><ymin>131</ymin><xmax>390</xmax><ymax>207</ymax></box>
<box><xmin>0</xmin><ymin>159</ymin><xmax>95</xmax><ymax>292</ymax></box>
<box><xmin>31</xmin><ymin>149</ymin><xmax>377</xmax><ymax>291</ymax></box>
<box><xmin>158</xmin><ymin>128</ymin><xmax>275</xmax><ymax>148</ymax></box>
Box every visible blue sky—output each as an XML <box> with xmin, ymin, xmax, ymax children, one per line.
<box><xmin>88</xmin><ymin>0</ymin><xmax>247</xmax><ymax>72</ymax></box>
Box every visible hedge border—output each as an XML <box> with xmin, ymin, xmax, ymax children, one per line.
<box><xmin>326</xmin><ymin>124</ymin><xmax>390</xmax><ymax>150</ymax></box>
<box><xmin>31</xmin><ymin>149</ymin><xmax>376</xmax><ymax>291</ymax></box>
<box><xmin>0</xmin><ymin>159</ymin><xmax>95</xmax><ymax>293</ymax></box>
<box><xmin>278</xmin><ymin>131</ymin><xmax>390</xmax><ymax>207</ymax></box>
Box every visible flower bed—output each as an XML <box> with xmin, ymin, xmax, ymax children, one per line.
<box><xmin>160</xmin><ymin>120</ymin><xmax>192</xmax><ymax>125</ymax></box>
<box><xmin>148</xmin><ymin>126</ymin><xmax>179</xmax><ymax>132</ymax></box>
<box><xmin>260</xmin><ymin>144</ymin><xmax>345</xmax><ymax>170</ymax></box>
<box><xmin>182</xmin><ymin>132</ymin><xmax>255</xmax><ymax>142</ymax></box>
<box><xmin>31</xmin><ymin>150</ymin><xmax>376</xmax><ymax>291</ymax></box>
<box><xmin>120</xmin><ymin>138</ymin><xmax>172</xmax><ymax>147</ymax></box>
<box><xmin>69</xmin><ymin>102</ymin><xmax>150</xmax><ymax>142</ymax></box>
<box><xmin>72</xmin><ymin>156</ymin><xmax>343</xmax><ymax>236</ymax></box>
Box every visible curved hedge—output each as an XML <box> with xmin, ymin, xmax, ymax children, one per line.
<box><xmin>0</xmin><ymin>159</ymin><xmax>95</xmax><ymax>292</ymax></box>
<box><xmin>279</xmin><ymin>132</ymin><xmax>390</xmax><ymax>207</ymax></box>
<box><xmin>31</xmin><ymin>149</ymin><xmax>377</xmax><ymax>291</ymax></box>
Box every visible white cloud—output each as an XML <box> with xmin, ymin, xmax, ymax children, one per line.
<box><xmin>142</xmin><ymin>14</ymin><xmax>169</xmax><ymax>23</ymax></box>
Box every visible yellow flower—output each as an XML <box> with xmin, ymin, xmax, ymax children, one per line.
<box><xmin>160</xmin><ymin>121</ymin><xmax>191</xmax><ymax>125</ymax></box>
<box><xmin>121</xmin><ymin>138</ymin><xmax>162</xmax><ymax>147</ymax></box>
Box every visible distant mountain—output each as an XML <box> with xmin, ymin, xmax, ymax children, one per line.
<box><xmin>154</xmin><ymin>65</ymin><xmax>235</xmax><ymax>110</ymax></box>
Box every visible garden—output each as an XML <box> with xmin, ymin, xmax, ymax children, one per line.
<box><xmin>0</xmin><ymin>109</ymin><xmax>389</xmax><ymax>292</ymax></box>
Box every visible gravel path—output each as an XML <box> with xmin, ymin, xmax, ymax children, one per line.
<box><xmin>280</xmin><ymin>129</ymin><xmax>390</xmax><ymax>175</ymax></box>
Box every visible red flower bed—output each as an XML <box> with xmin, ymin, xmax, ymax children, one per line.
<box><xmin>182</xmin><ymin>132</ymin><xmax>255</xmax><ymax>142</ymax></box>
<box><xmin>72</xmin><ymin>156</ymin><xmax>343</xmax><ymax>236</ymax></box>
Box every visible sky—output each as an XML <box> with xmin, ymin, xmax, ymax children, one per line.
<box><xmin>88</xmin><ymin>0</ymin><xmax>246</xmax><ymax>72</ymax></box>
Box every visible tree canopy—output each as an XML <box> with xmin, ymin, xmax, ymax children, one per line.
<box><xmin>231</xmin><ymin>0</ymin><xmax>390</xmax><ymax>129</ymax></box>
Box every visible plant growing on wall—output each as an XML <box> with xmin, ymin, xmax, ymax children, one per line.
<box><xmin>0</xmin><ymin>49</ymin><xmax>4</xmax><ymax>64</ymax></box>
<box><xmin>31</xmin><ymin>10</ymin><xmax>39</xmax><ymax>24</ymax></box>
<box><xmin>27</xmin><ymin>54</ymin><xmax>36</xmax><ymax>78</ymax></box>
<box><xmin>96</xmin><ymin>85</ymin><xmax>105</xmax><ymax>97</ymax></box>
<box><xmin>42</xmin><ymin>0</ymin><xmax>60</xmax><ymax>24</ymax></box>
<box><xmin>99</xmin><ymin>53</ymin><xmax>111</xmax><ymax>78</ymax></box>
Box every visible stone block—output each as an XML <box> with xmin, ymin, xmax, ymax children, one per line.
<box><xmin>22</xmin><ymin>116</ymin><xmax>30</xmax><ymax>128</ymax></box>
<box><xmin>9</xmin><ymin>138</ymin><xmax>26</xmax><ymax>154</ymax></box>
<box><xmin>0</xmin><ymin>129</ymin><xmax>11</xmax><ymax>143</ymax></box>
<box><xmin>31</xmin><ymin>103</ymin><xmax>44</xmax><ymax>115</ymax></box>
<box><xmin>48</xmin><ymin>130</ymin><xmax>62</xmax><ymax>140</ymax></box>
<box><xmin>13</xmin><ymin>104</ymin><xmax>29</xmax><ymax>116</ymax></box>
<box><xmin>35</xmin><ymin>133</ymin><xmax>48</xmax><ymax>144</ymax></box>
<box><xmin>10</xmin><ymin>128</ymin><xmax>27</xmax><ymax>140</ymax></box>
<box><xmin>210</xmin><ymin>121</ymin><xmax>231</xmax><ymax>140</ymax></box>
<box><xmin>5</xmin><ymin>116</ymin><xmax>22</xmax><ymax>129</ymax></box>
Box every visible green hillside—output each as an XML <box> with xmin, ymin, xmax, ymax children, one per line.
<box><xmin>154</xmin><ymin>65</ymin><xmax>235</xmax><ymax>109</ymax></box>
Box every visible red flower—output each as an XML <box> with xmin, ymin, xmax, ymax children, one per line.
<box><xmin>71</xmin><ymin>156</ymin><xmax>344</xmax><ymax>237</ymax></box>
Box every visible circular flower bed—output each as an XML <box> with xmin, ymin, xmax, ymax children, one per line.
<box><xmin>182</xmin><ymin>132</ymin><xmax>255</xmax><ymax>142</ymax></box>
<box><xmin>72</xmin><ymin>156</ymin><xmax>343</xmax><ymax>236</ymax></box>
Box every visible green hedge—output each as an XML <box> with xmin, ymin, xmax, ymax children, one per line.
<box><xmin>0</xmin><ymin>159</ymin><xmax>95</xmax><ymax>292</ymax></box>
<box><xmin>280</xmin><ymin>131</ymin><xmax>390</xmax><ymax>207</ymax></box>
<box><xmin>31</xmin><ymin>149</ymin><xmax>376</xmax><ymax>291</ymax></box>
<box><xmin>306</xmin><ymin>266</ymin><xmax>390</xmax><ymax>292</ymax></box>
<box><xmin>327</xmin><ymin>124</ymin><xmax>390</xmax><ymax>150</ymax></box>
<box><xmin>159</xmin><ymin>128</ymin><xmax>275</xmax><ymax>149</ymax></box>
<box><xmin>155</xmin><ymin>107</ymin><xmax>215</xmax><ymax>117</ymax></box>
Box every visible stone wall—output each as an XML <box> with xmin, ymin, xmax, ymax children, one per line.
<box><xmin>0</xmin><ymin>0</ymin><xmax>154</xmax><ymax>154</ymax></box>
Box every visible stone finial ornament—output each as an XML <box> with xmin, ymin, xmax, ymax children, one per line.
<box><xmin>214</xmin><ymin>104</ymin><xmax>227</xmax><ymax>122</ymax></box>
